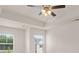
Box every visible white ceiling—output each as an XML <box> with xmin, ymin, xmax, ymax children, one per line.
<box><xmin>0</xmin><ymin>5</ymin><xmax>79</xmax><ymax>27</ymax></box>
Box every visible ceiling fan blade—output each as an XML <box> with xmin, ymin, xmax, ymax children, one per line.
<box><xmin>27</xmin><ymin>5</ymin><xmax>41</xmax><ymax>7</ymax></box>
<box><xmin>39</xmin><ymin>12</ymin><xmax>42</xmax><ymax>15</ymax></box>
<box><xmin>27</xmin><ymin>5</ymin><xmax>36</xmax><ymax>7</ymax></box>
<box><xmin>52</xmin><ymin>5</ymin><xmax>65</xmax><ymax>9</ymax></box>
<box><xmin>51</xmin><ymin>12</ymin><xmax>56</xmax><ymax>16</ymax></box>
<box><xmin>72</xmin><ymin>19</ymin><xmax>79</xmax><ymax>22</ymax></box>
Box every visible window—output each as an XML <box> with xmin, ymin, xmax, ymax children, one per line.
<box><xmin>34</xmin><ymin>34</ymin><xmax>44</xmax><ymax>53</ymax></box>
<box><xmin>0</xmin><ymin>33</ymin><xmax>13</xmax><ymax>53</ymax></box>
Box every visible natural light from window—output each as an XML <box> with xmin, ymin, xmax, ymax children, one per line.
<box><xmin>0</xmin><ymin>33</ymin><xmax>13</xmax><ymax>53</ymax></box>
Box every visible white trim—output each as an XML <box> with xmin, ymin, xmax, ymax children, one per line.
<box><xmin>0</xmin><ymin>43</ymin><xmax>13</xmax><ymax>45</ymax></box>
<box><xmin>25</xmin><ymin>26</ymin><xmax>30</xmax><ymax>53</ymax></box>
<box><xmin>0</xmin><ymin>17</ymin><xmax>48</xmax><ymax>53</ymax></box>
<box><xmin>0</xmin><ymin>17</ymin><xmax>25</xmax><ymax>29</ymax></box>
<box><xmin>0</xmin><ymin>17</ymin><xmax>47</xmax><ymax>30</ymax></box>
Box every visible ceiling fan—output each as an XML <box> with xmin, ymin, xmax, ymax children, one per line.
<box><xmin>27</xmin><ymin>5</ymin><xmax>66</xmax><ymax>16</ymax></box>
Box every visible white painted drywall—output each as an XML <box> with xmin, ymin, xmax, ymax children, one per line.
<box><xmin>0</xmin><ymin>9</ymin><xmax>45</xmax><ymax>27</ymax></box>
<box><xmin>46</xmin><ymin>21</ymin><xmax>79</xmax><ymax>53</ymax></box>
<box><xmin>0</xmin><ymin>17</ymin><xmax>46</xmax><ymax>53</ymax></box>
<box><xmin>0</xmin><ymin>26</ymin><xmax>26</xmax><ymax>53</ymax></box>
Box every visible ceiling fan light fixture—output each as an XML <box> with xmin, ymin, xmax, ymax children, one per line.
<box><xmin>41</xmin><ymin>9</ymin><xmax>46</xmax><ymax>13</ymax></box>
<box><xmin>41</xmin><ymin>9</ymin><xmax>51</xmax><ymax>16</ymax></box>
<box><xmin>44</xmin><ymin>13</ymin><xmax>48</xmax><ymax>16</ymax></box>
<box><xmin>27</xmin><ymin>5</ymin><xmax>65</xmax><ymax>17</ymax></box>
<box><xmin>48</xmin><ymin>10</ymin><xmax>51</xmax><ymax>15</ymax></box>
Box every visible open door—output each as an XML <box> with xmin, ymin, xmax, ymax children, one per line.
<box><xmin>30</xmin><ymin>28</ymin><xmax>46</xmax><ymax>53</ymax></box>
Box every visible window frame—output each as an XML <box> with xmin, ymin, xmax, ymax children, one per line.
<box><xmin>0</xmin><ymin>33</ymin><xmax>14</xmax><ymax>53</ymax></box>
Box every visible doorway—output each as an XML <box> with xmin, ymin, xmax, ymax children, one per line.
<box><xmin>30</xmin><ymin>28</ymin><xmax>46</xmax><ymax>53</ymax></box>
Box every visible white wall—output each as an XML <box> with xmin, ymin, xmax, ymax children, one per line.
<box><xmin>0</xmin><ymin>8</ymin><xmax>45</xmax><ymax>27</ymax></box>
<box><xmin>0</xmin><ymin>17</ymin><xmax>46</xmax><ymax>53</ymax></box>
<box><xmin>0</xmin><ymin>26</ymin><xmax>26</xmax><ymax>53</ymax></box>
<box><xmin>46</xmin><ymin>21</ymin><xmax>79</xmax><ymax>53</ymax></box>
